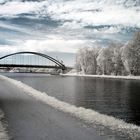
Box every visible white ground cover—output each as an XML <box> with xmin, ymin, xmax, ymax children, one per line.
<box><xmin>0</xmin><ymin>109</ymin><xmax>9</xmax><ymax>140</ymax></box>
<box><xmin>0</xmin><ymin>75</ymin><xmax>140</xmax><ymax>139</ymax></box>
<box><xmin>62</xmin><ymin>72</ymin><xmax>140</xmax><ymax>80</ymax></box>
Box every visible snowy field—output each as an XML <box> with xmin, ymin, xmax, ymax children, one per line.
<box><xmin>0</xmin><ymin>75</ymin><xmax>140</xmax><ymax>139</ymax></box>
<box><xmin>0</xmin><ymin>109</ymin><xmax>9</xmax><ymax>140</ymax></box>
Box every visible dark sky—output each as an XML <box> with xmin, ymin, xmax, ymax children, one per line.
<box><xmin>0</xmin><ymin>0</ymin><xmax>139</xmax><ymax>66</ymax></box>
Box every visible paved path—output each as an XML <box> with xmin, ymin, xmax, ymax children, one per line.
<box><xmin>0</xmin><ymin>77</ymin><xmax>111</xmax><ymax>140</ymax></box>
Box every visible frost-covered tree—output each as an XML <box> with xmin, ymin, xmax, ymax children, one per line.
<box><xmin>111</xmin><ymin>43</ymin><xmax>125</xmax><ymax>75</ymax></box>
<box><xmin>75</xmin><ymin>47</ymin><xmax>100</xmax><ymax>74</ymax></box>
<box><xmin>97</xmin><ymin>46</ymin><xmax>114</xmax><ymax>75</ymax></box>
<box><xmin>75</xmin><ymin>52</ymin><xmax>82</xmax><ymax>72</ymax></box>
<box><xmin>75</xmin><ymin>48</ymin><xmax>87</xmax><ymax>74</ymax></box>
<box><xmin>75</xmin><ymin>30</ymin><xmax>140</xmax><ymax>76</ymax></box>
<box><xmin>86</xmin><ymin>47</ymin><xmax>100</xmax><ymax>74</ymax></box>
<box><xmin>122</xmin><ymin>31</ymin><xmax>140</xmax><ymax>75</ymax></box>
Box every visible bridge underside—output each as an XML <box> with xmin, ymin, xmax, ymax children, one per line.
<box><xmin>0</xmin><ymin>64</ymin><xmax>65</xmax><ymax>70</ymax></box>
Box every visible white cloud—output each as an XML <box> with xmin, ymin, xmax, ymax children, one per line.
<box><xmin>48</xmin><ymin>4</ymin><xmax>140</xmax><ymax>28</ymax></box>
<box><xmin>23</xmin><ymin>39</ymin><xmax>85</xmax><ymax>53</ymax></box>
<box><xmin>0</xmin><ymin>38</ymin><xmax>86</xmax><ymax>54</ymax></box>
<box><xmin>0</xmin><ymin>1</ymin><xmax>37</xmax><ymax>15</ymax></box>
<box><xmin>0</xmin><ymin>0</ymin><xmax>139</xmax><ymax>29</ymax></box>
<box><xmin>0</xmin><ymin>0</ymin><xmax>139</xmax><ymax>55</ymax></box>
<box><xmin>89</xmin><ymin>26</ymin><xmax>122</xmax><ymax>34</ymax></box>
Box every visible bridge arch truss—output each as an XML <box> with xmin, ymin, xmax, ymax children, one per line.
<box><xmin>0</xmin><ymin>52</ymin><xmax>66</xmax><ymax>70</ymax></box>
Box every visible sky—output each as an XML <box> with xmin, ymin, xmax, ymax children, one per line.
<box><xmin>0</xmin><ymin>0</ymin><xmax>140</xmax><ymax>66</ymax></box>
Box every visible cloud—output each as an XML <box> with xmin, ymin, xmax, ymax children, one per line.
<box><xmin>0</xmin><ymin>22</ymin><xmax>32</xmax><ymax>35</ymax></box>
<box><xmin>0</xmin><ymin>38</ymin><xmax>86</xmax><ymax>54</ymax></box>
<box><xmin>0</xmin><ymin>0</ymin><xmax>139</xmax><ymax>55</ymax></box>
<box><xmin>0</xmin><ymin>1</ymin><xmax>36</xmax><ymax>15</ymax></box>
<box><xmin>47</xmin><ymin>2</ymin><xmax>140</xmax><ymax>29</ymax></box>
<box><xmin>23</xmin><ymin>39</ymin><xmax>85</xmax><ymax>53</ymax></box>
<box><xmin>0</xmin><ymin>0</ymin><xmax>140</xmax><ymax>29</ymax></box>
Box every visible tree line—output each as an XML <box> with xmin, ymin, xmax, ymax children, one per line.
<box><xmin>75</xmin><ymin>31</ymin><xmax>140</xmax><ymax>76</ymax></box>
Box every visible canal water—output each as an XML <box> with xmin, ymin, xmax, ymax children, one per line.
<box><xmin>2</xmin><ymin>73</ymin><xmax>140</xmax><ymax>126</ymax></box>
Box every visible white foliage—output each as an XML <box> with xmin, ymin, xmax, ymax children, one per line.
<box><xmin>76</xmin><ymin>47</ymin><xmax>100</xmax><ymax>74</ymax></box>
<box><xmin>0</xmin><ymin>109</ymin><xmax>9</xmax><ymax>140</ymax></box>
<box><xmin>76</xmin><ymin>31</ymin><xmax>140</xmax><ymax>76</ymax></box>
<box><xmin>122</xmin><ymin>31</ymin><xmax>140</xmax><ymax>75</ymax></box>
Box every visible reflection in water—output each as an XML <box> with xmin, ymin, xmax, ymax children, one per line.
<box><xmin>128</xmin><ymin>82</ymin><xmax>140</xmax><ymax>125</ymax></box>
<box><xmin>3</xmin><ymin>73</ymin><xmax>140</xmax><ymax>126</ymax></box>
<box><xmin>74</xmin><ymin>77</ymin><xmax>133</xmax><ymax>123</ymax></box>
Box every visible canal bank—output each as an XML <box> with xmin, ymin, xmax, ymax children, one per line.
<box><xmin>0</xmin><ymin>75</ymin><xmax>140</xmax><ymax>139</ymax></box>
<box><xmin>62</xmin><ymin>73</ymin><xmax>140</xmax><ymax>80</ymax></box>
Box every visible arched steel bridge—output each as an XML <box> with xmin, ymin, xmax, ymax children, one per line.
<box><xmin>0</xmin><ymin>51</ymin><xmax>66</xmax><ymax>71</ymax></box>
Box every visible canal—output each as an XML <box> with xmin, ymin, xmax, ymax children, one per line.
<box><xmin>2</xmin><ymin>72</ymin><xmax>140</xmax><ymax>126</ymax></box>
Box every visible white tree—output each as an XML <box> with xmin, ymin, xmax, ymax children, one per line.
<box><xmin>75</xmin><ymin>47</ymin><xmax>100</xmax><ymax>74</ymax></box>
<box><xmin>97</xmin><ymin>46</ymin><xmax>114</xmax><ymax>75</ymax></box>
<box><xmin>75</xmin><ymin>30</ymin><xmax>140</xmax><ymax>76</ymax></box>
<box><xmin>75</xmin><ymin>48</ymin><xmax>88</xmax><ymax>74</ymax></box>
<box><xmin>111</xmin><ymin>43</ymin><xmax>125</xmax><ymax>75</ymax></box>
<box><xmin>122</xmin><ymin>31</ymin><xmax>140</xmax><ymax>75</ymax></box>
<box><xmin>86</xmin><ymin>47</ymin><xmax>100</xmax><ymax>74</ymax></box>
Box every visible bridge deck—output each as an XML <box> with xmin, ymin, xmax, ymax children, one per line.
<box><xmin>0</xmin><ymin>64</ymin><xmax>64</xmax><ymax>69</ymax></box>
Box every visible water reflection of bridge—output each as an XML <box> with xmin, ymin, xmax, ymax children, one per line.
<box><xmin>0</xmin><ymin>52</ymin><xmax>67</xmax><ymax>73</ymax></box>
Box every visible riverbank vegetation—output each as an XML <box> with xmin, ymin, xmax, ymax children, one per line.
<box><xmin>75</xmin><ymin>31</ymin><xmax>140</xmax><ymax>76</ymax></box>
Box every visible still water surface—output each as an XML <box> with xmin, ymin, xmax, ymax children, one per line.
<box><xmin>3</xmin><ymin>73</ymin><xmax>140</xmax><ymax>126</ymax></box>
